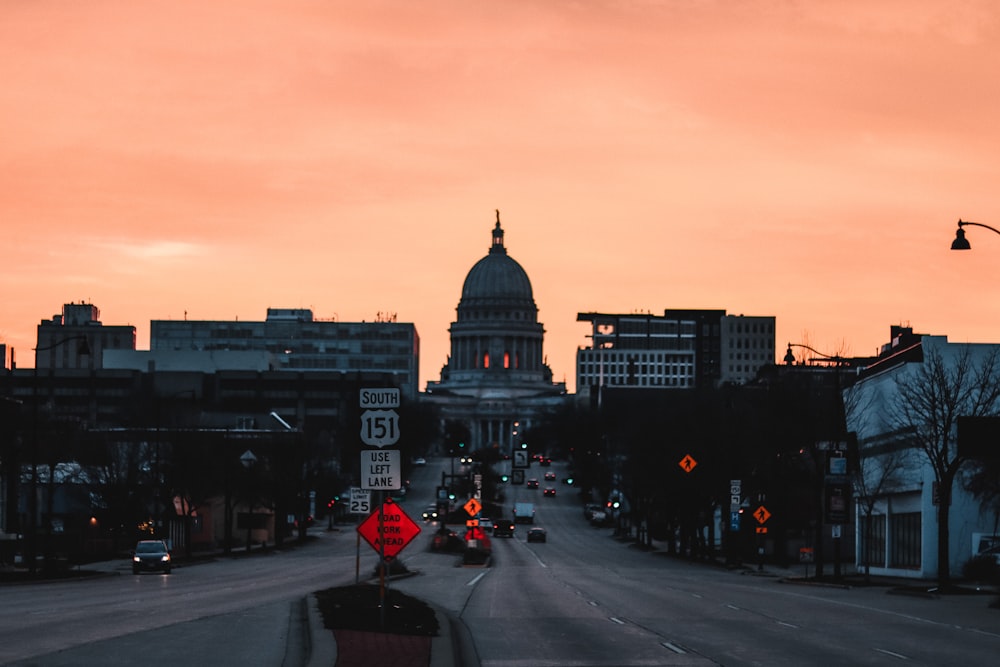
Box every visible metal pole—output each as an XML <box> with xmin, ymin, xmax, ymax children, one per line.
<box><xmin>378</xmin><ymin>491</ymin><xmax>386</xmax><ymax>630</ymax></box>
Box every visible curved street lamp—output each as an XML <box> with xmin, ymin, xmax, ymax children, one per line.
<box><xmin>951</xmin><ymin>219</ymin><xmax>1000</xmax><ymax>250</ymax></box>
<box><xmin>783</xmin><ymin>342</ymin><xmax>847</xmax><ymax>366</ymax></box>
<box><xmin>783</xmin><ymin>341</ymin><xmax>851</xmax><ymax>581</ymax></box>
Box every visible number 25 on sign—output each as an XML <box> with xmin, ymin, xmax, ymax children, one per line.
<box><xmin>360</xmin><ymin>409</ymin><xmax>399</xmax><ymax>447</ymax></box>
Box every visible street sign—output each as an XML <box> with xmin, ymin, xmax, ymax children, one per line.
<box><xmin>360</xmin><ymin>409</ymin><xmax>399</xmax><ymax>447</ymax></box>
<box><xmin>511</xmin><ymin>469</ymin><xmax>525</xmax><ymax>484</ymax></box>
<box><xmin>753</xmin><ymin>505</ymin><xmax>771</xmax><ymax>524</ymax></box>
<box><xmin>512</xmin><ymin>449</ymin><xmax>529</xmax><ymax>468</ymax></box>
<box><xmin>349</xmin><ymin>487</ymin><xmax>371</xmax><ymax>514</ymax></box>
<box><xmin>679</xmin><ymin>454</ymin><xmax>698</xmax><ymax>473</ymax></box>
<box><xmin>730</xmin><ymin>511</ymin><xmax>740</xmax><ymax>531</ymax></box>
<box><xmin>360</xmin><ymin>387</ymin><xmax>400</xmax><ymax>409</ymax></box>
<box><xmin>356</xmin><ymin>498</ymin><xmax>420</xmax><ymax>559</ymax></box>
<box><xmin>463</xmin><ymin>497</ymin><xmax>482</xmax><ymax>517</ymax></box>
<box><xmin>361</xmin><ymin>449</ymin><xmax>401</xmax><ymax>490</ymax></box>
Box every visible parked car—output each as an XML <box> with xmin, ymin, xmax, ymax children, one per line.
<box><xmin>526</xmin><ymin>527</ymin><xmax>547</xmax><ymax>543</ymax></box>
<box><xmin>589</xmin><ymin>509</ymin><xmax>609</xmax><ymax>526</ymax></box>
<box><xmin>492</xmin><ymin>518</ymin><xmax>515</xmax><ymax>537</ymax></box>
<box><xmin>584</xmin><ymin>503</ymin><xmax>602</xmax><ymax>520</ymax></box>
<box><xmin>132</xmin><ymin>539</ymin><xmax>171</xmax><ymax>574</ymax></box>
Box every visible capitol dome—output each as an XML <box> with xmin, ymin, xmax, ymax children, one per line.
<box><xmin>460</xmin><ymin>220</ymin><xmax>534</xmax><ymax>305</ymax></box>
<box><xmin>423</xmin><ymin>211</ymin><xmax>568</xmax><ymax>456</ymax></box>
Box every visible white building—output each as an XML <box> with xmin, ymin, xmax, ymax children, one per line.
<box><xmin>847</xmin><ymin>329</ymin><xmax>1000</xmax><ymax>579</ymax></box>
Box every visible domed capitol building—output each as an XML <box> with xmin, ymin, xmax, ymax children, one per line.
<box><xmin>424</xmin><ymin>212</ymin><xmax>569</xmax><ymax>453</ymax></box>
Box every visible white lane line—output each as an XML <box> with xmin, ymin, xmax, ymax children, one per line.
<box><xmin>874</xmin><ymin>648</ymin><xmax>910</xmax><ymax>660</ymax></box>
<box><xmin>609</xmin><ymin>617</ymin><xmax>626</xmax><ymax>625</ymax></box>
<box><xmin>661</xmin><ymin>642</ymin><xmax>687</xmax><ymax>654</ymax></box>
<box><xmin>466</xmin><ymin>572</ymin><xmax>487</xmax><ymax>586</ymax></box>
<box><xmin>777</xmin><ymin>621</ymin><xmax>799</xmax><ymax>629</ymax></box>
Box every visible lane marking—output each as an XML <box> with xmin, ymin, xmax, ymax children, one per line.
<box><xmin>609</xmin><ymin>617</ymin><xmax>626</xmax><ymax>625</ymax></box>
<box><xmin>661</xmin><ymin>642</ymin><xmax>687</xmax><ymax>654</ymax></box>
<box><xmin>874</xmin><ymin>648</ymin><xmax>910</xmax><ymax>660</ymax></box>
<box><xmin>777</xmin><ymin>621</ymin><xmax>799</xmax><ymax>629</ymax></box>
<box><xmin>466</xmin><ymin>572</ymin><xmax>487</xmax><ymax>587</ymax></box>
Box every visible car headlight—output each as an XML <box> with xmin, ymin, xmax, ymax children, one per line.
<box><xmin>133</xmin><ymin>555</ymin><xmax>141</xmax><ymax>563</ymax></box>
<box><xmin>161</xmin><ymin>555</ymin><xmax>171</xmax><ymax>562</ymax></box>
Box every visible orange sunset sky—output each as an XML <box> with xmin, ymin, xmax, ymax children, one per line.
<box><xmin>3</xmin><ymin>1</ymin><xmax>1000</xmax><ymax>394</ymax></box>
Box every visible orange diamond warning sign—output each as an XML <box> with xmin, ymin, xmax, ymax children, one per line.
<box><xmin>356</xmin><ymin>498</ymin><xmax>421</xmax><ymax>559</ymax></box>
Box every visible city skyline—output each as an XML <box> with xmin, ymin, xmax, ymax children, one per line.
<box><xmin>3</xmin><ymin>1</ymin><xmax>1000</xmax><ymax>394</ymax></box>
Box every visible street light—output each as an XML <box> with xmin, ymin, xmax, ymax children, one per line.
<box><xmin>951</xmin><ymin>219</ymin><xmax>1000</xmax><ymax>250</ymax></box>
<box><xmin>784</xmin><ymin>342</ymin><xmax>851</xmax><ymax>581</ymax></box>
<box><xmin>27</xmin><ymin>335</ymin><xmax>90</xmax><ymax>574</ymax></box>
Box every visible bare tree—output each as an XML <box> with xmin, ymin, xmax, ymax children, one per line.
<box><xmin>845</xmin><ymin>380</ymin><xmax>910</xmax><ymax>581</ymax></box>
<box><xmin>890</xmin><ymin>345</ymin><xmax>1000</xmax><ymax>583</ymax></box>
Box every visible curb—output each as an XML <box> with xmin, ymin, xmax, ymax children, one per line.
<box><xmin>306</xmin><ymin>593</ymin><xmax>338</xmax><ymax>667</ymax></box>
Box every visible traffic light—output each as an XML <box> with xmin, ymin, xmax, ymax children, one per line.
<box><xmin>459</xmin><ymin>441</ymin><xmax>465</xmax><ymax>449</ymax></box>
<box><xmin>500</xmin><ymin>474</ymin><xmax>509</xmax><ymax>483</ymax></box>
<box><xmin>520</xmin><ymin>442</ymin><xmax>527</xmax><ymax>449</ymax></box>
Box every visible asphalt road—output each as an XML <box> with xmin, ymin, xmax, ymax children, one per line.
<box><xmin>3</xmin><ymin>457</ymin><xmax>1000</xmax><ymax>666</ymax></box>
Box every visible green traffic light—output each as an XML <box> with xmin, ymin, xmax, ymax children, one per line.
<box><xmin>520</xmin><ymin>443</ymin><xmax>527</xmax><ymax>449</ymax></box>
<box><xmin>500</xmin><ymin>474</ymin><xmax>509</xmax><ymax>482</ymax></box>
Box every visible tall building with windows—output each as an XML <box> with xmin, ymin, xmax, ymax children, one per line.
<box><xmin>150</xmin><ymin>308</ymin><xmax>420</xmax><ymax>399</ymax></box>
<box><xmin>424</xmin><ymin>214</ymin><xmax>568</xmax><ymax>452</ymax></box>
<box><xmin>719</xmin><ymin>313</ymin><xmax>777</xmax><ymax>384</ymax></box>
<box><xmin>575</xmin><ymin>310</ymin><xmax>775</xmax><ymax>395</ymax></box>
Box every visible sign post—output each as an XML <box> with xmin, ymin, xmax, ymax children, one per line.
<box><xmin>358</xmin><ymin>388</ymin><xmax>401</xmax><ymax>629</ymax></box>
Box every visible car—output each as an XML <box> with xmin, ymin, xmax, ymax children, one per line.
<box><xmin>589</xmin><ymin>509</ymin><xmax>609</xmax><ymax>525</ymax></box>
<box><xmin>544</xmin><ymin>471</ymin><xmax>556</xmax><ymax>481</ymax></box>
<box><xmin>543</xmin><ymin>487</ymin><xmax>556</xmax><ymax>497</ymax></box>
<box><xmin>459</xmin><ymin>455</ymin><xmax>473</xmax><ymax>464</ymax></box>
<box><xmin>422</xmin><ymin>506</ymin><xmax>439</xmax><ymax>521</ymax></box>
<box><xmin>527</xmin><ymin>478</ymin><xmax>539</xmax><ymax>489</ymax></box>
<box><xmin>492</xmin><ymin>518</ymin><xmax>515</xmax><ymax>537</ymax></box>
<box><xmin>132</xmin><ymin>539</ymin><xmax>171</xmax><ymax>574</ymax></box>
<box><xmin>526</xmin><ymin>527</ymin><xmax>547</xmax><ymax>543</ymax></box>
<box><xmin>539</xmin><ymin>457</ymin><xmax>551</xmax><ymax>467</ymax></box>
<box><xmin>478</xmin><ymin>516</ymin><xmax>493</xmax><ymax>533</ymax></box>
<box><xmin>431</xmin><ymin>529</ymin><xmax>465</xmax><ymax>553</ymax></box>
<box><xmin>412</xmin><ymin>457</ymin><xmax>427</xmax><ymax>466</ymax></box>
<box><xmin>584</xmin><ymin>503</ymin><xmax>602</xmax><ymax>520</ymax></box>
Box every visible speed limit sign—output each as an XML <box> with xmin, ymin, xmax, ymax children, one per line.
<box><xmin>349</xmin><ymin>487</ymin><xmax>371</xmax><ymax>514</ymax></box>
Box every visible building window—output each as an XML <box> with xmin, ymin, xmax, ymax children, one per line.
<box><xmin>861</xmin><ymin>514</ymin><xmax>886</xmax><ymax>568</ymax></box>
<box><xmin>890</xmin><ymin>512</ymin><xmax>921</xmax><ymax>568</ymax></box>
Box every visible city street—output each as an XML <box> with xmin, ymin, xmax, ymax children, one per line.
<box><xmin>3</xmin><ymin>458</ymin><xmax>1000</xmax><ymax>666</ymax></box>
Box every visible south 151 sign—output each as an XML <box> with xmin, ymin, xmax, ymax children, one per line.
<box><xmin>360</xmin><ymin>387</ymin><xmax>400</xmax><ymax>447</ymax></box>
